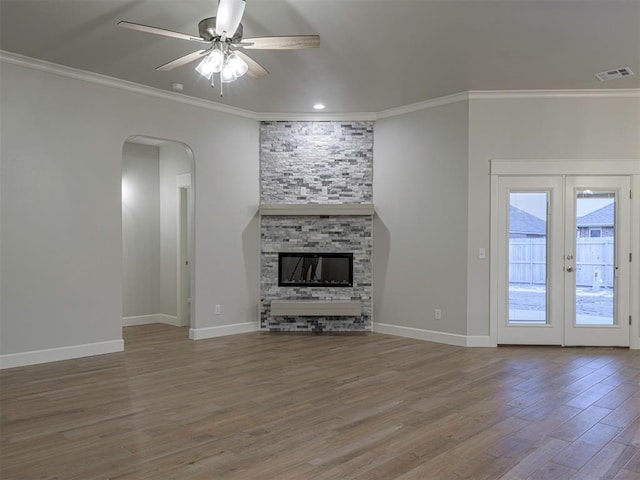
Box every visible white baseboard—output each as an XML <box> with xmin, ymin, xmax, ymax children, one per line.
<box><xmin>465</xmin><ymin>335</ymin><xmax>496</xmax><ymax>347</ymax></box>
<box><xmin>0</xmin><ymin>340</ymin><xmax>124</xmax><ymax>369</ymax></box>
<box><xmin>373</xmin><ymin>323</ymin><xmax>493</xmax><ymax>348</ymax></box>
<box><xmin>189</xmin><ymin>322</ymin><xmax>260</xmax><ymax>340</ymax></box>
<box><xmin>123</xmin><ymin>314</ymin><xmax>181</xmax><ymax>327</ymax></box>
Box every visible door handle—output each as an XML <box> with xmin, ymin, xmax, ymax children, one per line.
<box><xmin>566</xmin><ymin>267</ymin><xmax>574</xmax><ymax>272</ymax></box>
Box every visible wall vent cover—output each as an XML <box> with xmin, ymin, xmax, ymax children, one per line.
<box><xmin>594</xmin><ymin>67</ymin><xmax>634</xmax><ymax>81</ymax></box>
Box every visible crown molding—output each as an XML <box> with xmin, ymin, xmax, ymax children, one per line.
<box><xmin>375</xmin><ymin>88</ymin><xmax>640</xmax><ymax>120</ymax></box>
<box><xmin>468</xmin><ymin>89</ymin><xmax>640</xmax><ymax>100</ymax></box>
<box><xmin>377</xmin><ymin>92</ymin><xmax>470</xmax><ymax>119</ymax></box>
<box><xmin>2</xmin><ymin>51</ymin><xmax>639</xmax><ymax>121</ymax></box>
<box><xmin>0</xmin><ymin>50</ymin><xmax>256</xmax><ymax>120</ymax></box>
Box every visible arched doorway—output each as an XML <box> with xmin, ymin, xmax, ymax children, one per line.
<box><xmin>121</xmin><ymin>136</ymin><xmax>195</xmax><ymax>336</ymax></box>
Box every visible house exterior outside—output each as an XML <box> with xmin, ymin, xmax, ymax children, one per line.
<box><xmin>509</xmin><ymin>205</ymin><xmax>546</xmax><ymax>238</ymax></box>
<box><xmin>576</xmin><ymin>202</ymin><xmax>614</xmax><ymax>238</ymax></box>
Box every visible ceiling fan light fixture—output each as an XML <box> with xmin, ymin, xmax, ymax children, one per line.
<box><xmin>227</xmin><ymin>53</ymin><xmax>248</xmax><ymax>78</ymax></box>
<box><xmin>215</xmin><ymin>0</ymin><xmax>246</xmax><ymax>37</ymax></box>
<box><xmin>220</xmin><ymin>62</ymin><xmax>238</xmax><ymax>83</ymax></box>
<box><xmin>195</xmin><ymin>48</ymin><xmax>224</xmax><ymax>79</ymax></box>
<box><xmin>195</xmin><ymin>57</ymin><xmax>214</xmax><ymax>79</ymax></box>
<box><xmin>118</xmin><ymin>2</ymin><xmax>319</xmax><ymax>94</ymax></box>
<box><xmin>209</xmin><ymin>48</ymin><xmax>225</xmax><ymax>72</ymax></box>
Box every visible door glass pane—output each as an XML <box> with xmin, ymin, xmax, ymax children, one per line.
<box><xmin>508</xmin><ymin>192</ymin><xmax>548</xmax><ymax>324</ymax></box>
<box><xmin>575</xmin><ymin>191</ymin><xmax>615</xmax><ymax>325</ymax></box>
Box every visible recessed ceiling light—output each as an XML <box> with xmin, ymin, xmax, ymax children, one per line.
<box><xmin>313</xmin><ymin>103</ymin><xmax>326</xmax><ymax>110</ymax></box>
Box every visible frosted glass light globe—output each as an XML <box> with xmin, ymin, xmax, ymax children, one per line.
<box><xmin>220</xmin><ymin>62</ymin><xmax>237</xmax><ymax>83</ymax></box>
<box><xmin>227</xmin><ymin>53</ymin><xmax>248</xmax><ymax>78</ymax></box>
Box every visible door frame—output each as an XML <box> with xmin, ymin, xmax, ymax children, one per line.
<box><xmin>495</xmin><ymin>176</ymin><xmax>564</xmax><ymax>345</ymax></box>
<box><xmin>177</xmin><ymin>173</ymin><xmax>193</xmax><ymax>328</ymax></box>
<box><xmin>563</xmin><ymin>176</ymin><xmax>631</xmax><ymax>346</ymax></box>
<box><xmin>489</xmin><ymin>159</ymin><xmax>640</xmax><ymax>349</ymax></box>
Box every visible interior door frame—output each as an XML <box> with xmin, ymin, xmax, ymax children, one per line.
<box><xmin>489</xmin><ymin>159</ymin><xmax>640</xmax><ymax>349</ymax></box>
<box><xmin>177</xmin><ymin>172</ymin><xmax>193</xmax><ymax>328</ymax></box>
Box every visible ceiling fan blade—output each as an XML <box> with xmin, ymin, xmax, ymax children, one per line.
<box><xmin>156</xmin><ymin>49</ymin><xmax>210</xmax><ymax>71</ymax></box>
<box><xmin>118</xmin><ymin>21</ymin><xmax>208</xmax><ymax>44</ymax></box>
<box><xmin>234</xmin><ymin>51</ymin><xmax>269</xmax><ymax>78</ymax></box>
<box><xmin>240</xmin><ymin>35</ymin><xmax>320</xmax><ymax>50</ymax></box>
<box><xmin>215</xmin><ymin>0</ymin><xmax>246</xmax><ymax>37</ymax></box>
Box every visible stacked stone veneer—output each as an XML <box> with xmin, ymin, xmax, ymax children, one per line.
<box><xmin>261</xmin><ymin>121</ymin><xmax>373</xmax><ymax>204</ymax></box>
<box><xmin>261</xmin><ymin>216</ymin><xmax>372</xmax><ymax>331</ymax></box>
<box><xmin>260</xmin><ymin>121</ymin><xmax>374</xmax><ymax>332</ymax></box>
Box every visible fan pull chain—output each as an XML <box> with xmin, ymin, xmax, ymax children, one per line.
<box><xmin>210</xmin><ymin>74</ymin><xmax>215</xmax><ymax>89</ymax></box>
<box><xmin>220</xmin><ymin>79</ymin><xmax>224</xmax><ymax>97</ymax></box>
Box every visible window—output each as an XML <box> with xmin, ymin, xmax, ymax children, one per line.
<box><xmin>589</xmin><ymin>228</ymin><xmax>602</xmax><ymax>238</ymax></box>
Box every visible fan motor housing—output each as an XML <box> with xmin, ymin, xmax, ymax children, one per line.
<box><xmin>198</xmin><ymin>17</ymin><xmax>243</xmax><ymax>43</ymax></box>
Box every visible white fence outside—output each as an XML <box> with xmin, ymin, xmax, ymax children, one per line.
<box><xmin>509</xmin><ymin>237</ymin><xmax>614</xmax><ymax>288</ymax></box>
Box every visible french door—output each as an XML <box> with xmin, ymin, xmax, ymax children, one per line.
<box><xmin>496</xmin><ymin>175</ymin><xmax>631</xmax><ymax>346</ymax></box>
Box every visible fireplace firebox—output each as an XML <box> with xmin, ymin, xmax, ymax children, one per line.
<box><xmin>278</xmin><ymin>253</ymin><xmax>353</xmax><ymax>287</ymax></box>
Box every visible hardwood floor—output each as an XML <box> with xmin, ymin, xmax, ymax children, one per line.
<box><xmin>1</xmin><ymin>325</ymin><xmax>639</xmax><ymax>479</ymax></box>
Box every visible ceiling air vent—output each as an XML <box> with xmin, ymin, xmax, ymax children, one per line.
<box><xmin>594</xmin><ymin>67</ymin><xmax>634</xmax><ymax>81</ymax></box>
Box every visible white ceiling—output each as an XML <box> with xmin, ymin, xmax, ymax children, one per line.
<box><xmin>1</xmin><ymin>0</ymin><xmax>639</xmax><ymax>114</ymax></box>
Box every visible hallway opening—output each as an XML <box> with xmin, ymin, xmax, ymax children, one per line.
<box><xmin>121</xmin><ymin>136</ymin><xmax>195</xmax><ymax>337</ymax></box>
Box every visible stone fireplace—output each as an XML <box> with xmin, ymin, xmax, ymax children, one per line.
<box><xmin>259</xmin><ymin>121</ymin><xmax>374</xmax><ymax>332</ymax></box>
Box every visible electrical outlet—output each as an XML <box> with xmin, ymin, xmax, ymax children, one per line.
<box><xmin>322</xmin><ymin>186</ymin><xmax>328</xmax><ymax>195</ymax></box>
<box><xmin>215</xmin><ymin>304</ymin><xmax>221</xmax><ymax>315</ymax></box>
<box><xmin>479</xmin><ymin>248</ymin><xmax>486</xmax><ymax>259</ymax></box>
<box><xmin>434</xmin><ymin>308</ymin><xmax>442</xmax><ymax>320</ymax></box>
<box><xmin>300</xmin><ymin>186</ymin><xmax>307</xmax><ymax>196</ymax></box>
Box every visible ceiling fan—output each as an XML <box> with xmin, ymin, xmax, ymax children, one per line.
<box><xmin>118</xmin><ymin>0</ymin><xmax>320</xmax><ymax>95</ymax></box>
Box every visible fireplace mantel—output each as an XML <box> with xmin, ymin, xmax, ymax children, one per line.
<box><xmin>259</xmin><ymin>203</ymin><xmax>374</xmax><ymax>216</ymax></box>
<box><xmin>271</xmin><ymin>300</ymin><xmax>362</xmax><ymax>317</ymax></box>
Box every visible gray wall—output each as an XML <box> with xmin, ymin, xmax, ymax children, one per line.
<box><xmin>373</xmin><ymin>95</ymin><xmax>639</xmax><ymax>340</ymax></box>
<box><xmin>467</xmin><ymin>96</ymin><xmax>640</xmax><ymax>337</ymax></box>
<box><xmin>122</xmin><ymin>143</ymin><xmax>161</xmax><ymax>317</ymax></box>
<box><xmin>0</xmin><ymin>60</ymin><xmax>259</xmax><ymax>356</ymax></box>
<box><xmin>373</xmin><ymin>102</ymin><xmax>470</xmax><ymax>335</ymax></box>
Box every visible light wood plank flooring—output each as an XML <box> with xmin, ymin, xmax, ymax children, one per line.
<box><xmin>1</xmin><ymin>324</ymin><xmax>639</xmax><ymax>479</ymax></box>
